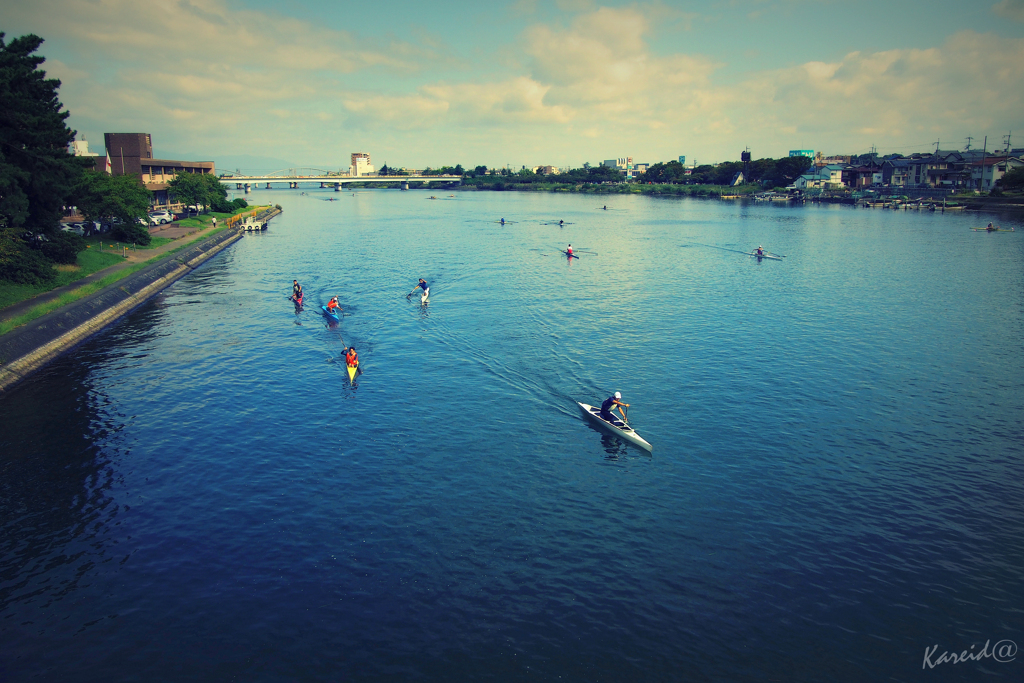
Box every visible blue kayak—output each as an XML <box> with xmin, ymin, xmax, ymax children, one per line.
<box><xmin>321</xmin><ymin>305</ymin><xmax>340</xmax><ymax>322</ymax></box>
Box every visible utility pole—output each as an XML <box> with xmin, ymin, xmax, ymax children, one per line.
<box><xmin>965</xmin><ymin>136</ymin><xmax>973</xmax><ymax>151</ymax></box>
<box><xmin>1003</xmin><ymin>132</ymin><xmax>1012</xmax><ymax>154</ymax></box>
<box><xmin>979</xmin><ymin>136</ymin><xmax>987</xmax><ymax>191</ymax></box>
<box><xmin>934</xmin><ymin>139</ymin><xmax>941</xmax><ymax>154</ymax></box>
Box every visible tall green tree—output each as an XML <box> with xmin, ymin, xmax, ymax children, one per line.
<box><xmin>168</xmin><ymin>171</ymin><xmax>206</xmax><ymax>210</ymax></box>
<box><xmin>0</xmin><ymin>33</ymin><xmax>88</xmax><ymax>233</ymax></box>
<box><xmin>199</xmin><ymin>172</ymin><xmax>227</xmax><ymax>211</ymax></box>
<box><xmin>998</xmin><ymin>166</ymin><xmax>1024</xmax><ymax>191</ymax></box>
<box><xmin>74</xmin><ymin>170</ymin><xmax>152</xmax><ymax>244</ymax></box>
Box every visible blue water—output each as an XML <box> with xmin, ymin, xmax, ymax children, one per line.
<box><xmin>2</xmin><ymin>190</ymin><xmax>1022</xmax><ymax>682</ymax></box>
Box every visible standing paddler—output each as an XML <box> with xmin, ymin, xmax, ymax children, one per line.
<box><xmin>408</xmin><ymin>278</ymin><xmax>429</xmax><ymax>302</ymax></box>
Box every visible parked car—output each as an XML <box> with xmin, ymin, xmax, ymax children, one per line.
<box><xmin>148</xmin><ymin>209</ymin><xmax>174</xmax><ymax>224</ymax></box>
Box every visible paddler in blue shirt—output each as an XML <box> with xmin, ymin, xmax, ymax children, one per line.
<box><xmin>408</xmin><ymin>278</ymin><xmax>429</xmax><ymax>301</ymax></box>
<box><xmin>755</xmin><ymin>245</ymin><xmax>765</xmax><ymax>257</ymax></box>
<box><xmin>600</xmin><ymin>392</ymin><xmax>629</xmax><ymax>423</ymax></box>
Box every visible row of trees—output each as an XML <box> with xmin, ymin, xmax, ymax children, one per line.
<box><xmin>643</xmin><ymin>156</ymin><xmax>813</xmax><ymax>188</ymax></box>
<box><xmin>460</xmin><ymin>164</ymin><xmax>621</xmax><ymax>186</ymax></box>
<box><xmin>433</xmin><ymin>158</ymin><xmax>813</xmax><ymax>189</ymax></box>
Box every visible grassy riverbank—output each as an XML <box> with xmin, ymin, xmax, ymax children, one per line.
<box><xmin>0</xmin><ymin>205</ymin><xmax>263</xmax><ymax>315</ymax></box>
<box><xmin>0</xmin><ymin>224</ymin><xmax>235</xmax><ymax>337</ymax></box>
<box><xmin>0</xmin><ymin>249</ymin><xmax>125</xmax><ymax>310</ymax></box>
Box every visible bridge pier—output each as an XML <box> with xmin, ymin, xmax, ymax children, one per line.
<box><xmin>334</xmin><ymin>183</ymin><xmax>341</xmax><ymax>192</ymax></box>
<box><xmin>266</xmin><ymin>183</ymin><xmax>272</xmax><ymax>189</ymax></box>
<box><xmin>401</xmin><ymin>181</ymin><xmax>409</xmax><ymax>191</ymax></box>
<box><xmin>245</xmin><ymin>183</ymin><xmax>251</xmax><ymax>194</ymax></box>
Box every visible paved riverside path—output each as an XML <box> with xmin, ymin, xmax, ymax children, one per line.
<box><xmin>1</xmin><ymin>222</ymin><xmax>224</xmax><ymax>325</ymax></box>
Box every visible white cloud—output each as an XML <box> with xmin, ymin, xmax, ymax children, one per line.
<box><xmin>10</xmin><ymin>1</ymin><xmax>1024</xmax><ymax>168</ymax></box>
<box><xmin>992</xmin><ymin>0</ymin><xmax>1024</xmax><ymax>21</ymax></box>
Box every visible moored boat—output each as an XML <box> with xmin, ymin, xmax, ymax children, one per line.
<box><xmin>577</xmin><ymin>402</ymin><xmax>653</xmax><ymax>452</ymax></box>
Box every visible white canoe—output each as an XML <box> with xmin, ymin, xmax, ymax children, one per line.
<box><xmin>577</xmin><ymin>402</ymin><xmax>653</xmax><ymax>452</ymax></box>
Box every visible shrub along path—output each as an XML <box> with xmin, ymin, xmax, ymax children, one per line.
<box><xmin>0</xmin><ymin>222</ymin><xmax>228</xmax><ymax>328</ymax></box>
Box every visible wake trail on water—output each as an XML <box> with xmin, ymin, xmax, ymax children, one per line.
<box><xmin>421</xmin><ymin>298</ymin><xmax>608</xmax><ymax>414</ymax></box>
<box><xmin>686</xmin><ymin>242</ymin><xmax>755</xmax><ymax>256</ymax></box>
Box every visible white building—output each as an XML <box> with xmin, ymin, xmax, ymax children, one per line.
<box><xmin>971</xmin><ymin>157</ymin><xmax>1023</xmax><ymax>190</ymax></box>
<box><xmin>69</xmin><ymin>137</ymin><xmax>98</xmax><ymax>157</ymax></box>
<box><xmin>602</xmin><ymin>157</ymin><xmax>633</xmax><ymax>170</ymax></box>
<box><xmin>349</xmin><ymin>152</ymin><xmax>374</xmax><ymax>177</ymax></box>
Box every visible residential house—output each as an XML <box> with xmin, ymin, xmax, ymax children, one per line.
<box><xmin>843</xmin><ymin>165</ymin><xmax>883</xmax><ymax>188</ymax></box>
<box><xmin>881</xmin><ymin>158</ymin><xmax>912</xmax><ymax>187</ymax></box>
<box><xmin>792</xmin><ymin>165</ymin><xmax>845</xmax><ymax>190</ymax></box>
<box><xmin>971</xmin><ymin>156</ymin><xmax>1024</xmax><ymax>190</ymax></box>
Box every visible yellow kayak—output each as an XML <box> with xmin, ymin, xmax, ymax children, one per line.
<box><xmin>347</xmin><ymin>362</ymin><xmax>358</xmax><ymax>382</ymax></box>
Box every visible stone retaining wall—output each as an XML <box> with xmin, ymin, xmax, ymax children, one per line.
<box><xmin>0</xmin><ymin>228</ymin><xmax>244</xmax><ymax>392</ymax></box>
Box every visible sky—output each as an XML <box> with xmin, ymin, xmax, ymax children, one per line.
<box><xmin>5</xmin><ymin>0</ymin><xmax>1024</xmax><ymax>173</ymax></box>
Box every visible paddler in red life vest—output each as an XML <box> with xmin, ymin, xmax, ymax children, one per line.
<box><xmin>345</xmin><ymin>346</ymin><xmax>358</xmax><ymax>367</ymax></box>
<box><xmin>292</xmin><ymin>284</ymin><xmax>303</xmax><ymax>305</ymax></box>
<box><xmin>566</xmin><ymin>244</ymin><xmax>573</xmax><ymax>257</ymax></box>
<box><xmin>600</xmin><ymin>392</ymin><xmax>629</xmax><ymax>423</ymax></box>
<box><xmin>327</xmin><ymin>296</ymin><xmax>341</xmax><ymax>314</ymax></box>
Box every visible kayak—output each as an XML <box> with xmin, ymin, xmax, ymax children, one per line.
<box><xmin>971</xmin><ymin>227</ymin><xmax>1015</xmax><ymax>232</ymax></box>
<box><xmin>577</xmin><ymin>402</ymin><xmax>653</xmax><ymax>452</ymax></box>
<box><xmin>321</xmin><ymin>305</ymin><xmax>340</xmax><ymax>322</ymax></box>
<box><xmin>347</xmin><ymin>362</ymin><xmax>358</xmax><ymax>382</ymax></box>
<box><xmin>561</xmin><ymin>250</ymin><xmax>579</xmax><ymax>259</ymax></box>
<box><xmin>751</xmin><ymin>252</ymin><xmax>783</xmax><ymax>260</ymax></box>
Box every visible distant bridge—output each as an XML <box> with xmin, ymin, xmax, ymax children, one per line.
<box><xmin>220</xmin><ymin>170</ymin><xmax>462</xmax><ymax>192</ymax></box>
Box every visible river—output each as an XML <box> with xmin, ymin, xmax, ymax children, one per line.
<box><xmin>1</xmin><ymin>189</ymin><xmax>1022</xmax><ymax>681</ymax></box>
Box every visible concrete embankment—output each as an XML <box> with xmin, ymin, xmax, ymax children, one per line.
<box><xmin>0</xmin><ymin>226</ymin><xmax>248</xmax><ymax>392</ymax></box>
